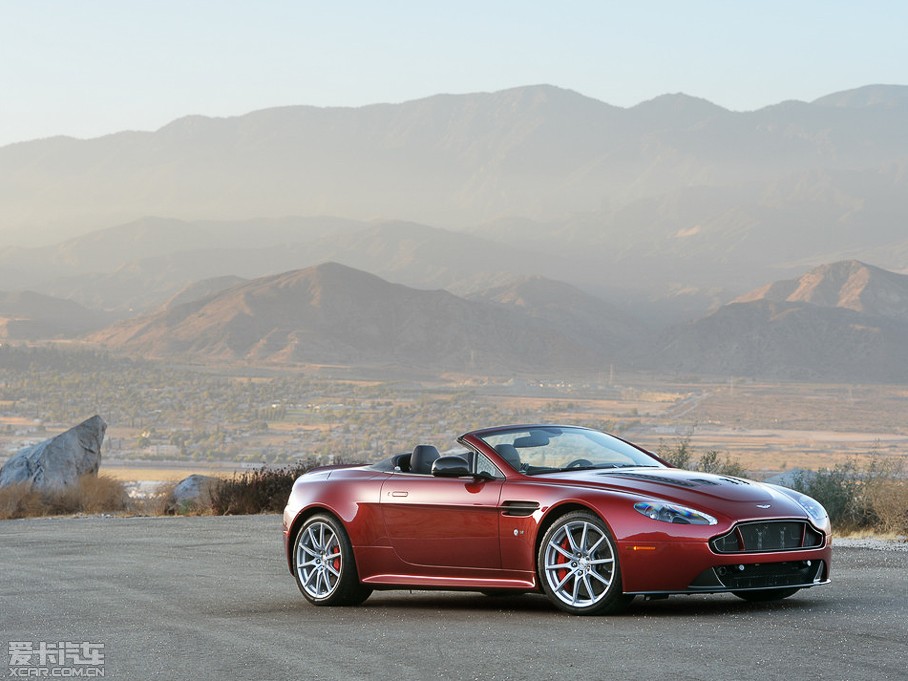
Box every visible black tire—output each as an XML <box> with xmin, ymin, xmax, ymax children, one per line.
<box><xmin>537</xmin><ymin>510</ymin><xmax>633</xmax><ymax>615</ymax></box>
<box><xmin>292</xmin><ymin>513</ymin><xmax>372</xmax><ymax>606</ymax></box>
<box><xmin>732</xmin><ymin>588</ymin><xmax>800</xmax><ymax>602</ymax></box>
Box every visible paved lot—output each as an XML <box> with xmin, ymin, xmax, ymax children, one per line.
<box><xmin>1</xmin><ymin>515</ymin><xmax>905</xmax><ymax>681</ymax></box>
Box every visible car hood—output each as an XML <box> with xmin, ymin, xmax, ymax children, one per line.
<box><xmin>532</xmin><ymin>467</ymin><xmax>802</xmax><ymax>510</ymax></box>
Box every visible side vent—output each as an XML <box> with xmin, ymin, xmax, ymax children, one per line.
<box><xmin>500</xmin><ymin>501</ymin><xmax>540</xmax><ymax>517</ymax></box>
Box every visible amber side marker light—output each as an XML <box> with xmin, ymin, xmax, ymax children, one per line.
<box><xmin>629</xmin><ymin>545</ymin><xmax>657</xmax><ymax>551</ymax></box>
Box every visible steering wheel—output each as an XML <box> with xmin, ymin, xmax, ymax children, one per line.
<box><xmin>565</xmin><ymin>458</ymin><xmax>593</xmax><ymax>468</ymax></box>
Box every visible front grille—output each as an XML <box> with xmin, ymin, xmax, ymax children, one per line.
<box><xmin>711</xmin><ymin>521</ymin><xmax>823</xmax><ymax>554</ymax></box>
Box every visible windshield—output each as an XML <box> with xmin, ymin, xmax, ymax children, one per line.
<box><xmin>476</xmin><ymin>426</ymin><xmax>663</xmax><ymax>475</ymax></box>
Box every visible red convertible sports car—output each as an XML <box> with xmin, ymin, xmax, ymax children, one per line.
<box><xmin>282</xmin><ymin>424</ymin><xmax>831</xmax><ymax>615</ymax></box>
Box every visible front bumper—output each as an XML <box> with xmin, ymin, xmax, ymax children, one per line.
<box><xmin>617</xmin><ymin>535</ymin><xmax>831</xmax><ymax>595</ymax></box>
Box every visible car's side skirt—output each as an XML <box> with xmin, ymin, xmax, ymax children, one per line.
<box><xmin>362</xmin><ymin>574</ymin><xmax>536</xmax><ymax>590</ymax></box>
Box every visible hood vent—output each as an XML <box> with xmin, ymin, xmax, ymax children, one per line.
<box><xmin>604</xmin><ymin>472</ymin><xmax>699</xmax><ymax>488</ymax></box>
<box><xmin>603</xmin><ymin>471</ymin><xmax>754</xmax><ymax>490</ymax></box>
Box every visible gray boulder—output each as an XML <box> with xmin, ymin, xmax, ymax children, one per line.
<box><xmin>0</xmin><ymin>415</ymin><xmax>107</xmax><ymax>491</ymax></box>
<box><xmin>166</xmin><ymin>474</ymin><xmax>219</xmax><ymax>513</ymax></box>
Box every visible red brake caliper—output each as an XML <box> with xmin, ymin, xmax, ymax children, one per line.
<box><xmin>331</xmin><ymin>540</ymin><xmax>341</xmax><ymax>571</ymax></box>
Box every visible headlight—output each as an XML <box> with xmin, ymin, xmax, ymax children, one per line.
<box><xmin>769</xmin><ymin>485</ymin><xmax>830</xmax><ymax>529</ymax></box>
<box><xmin>634</xmin><ymin>501</ymin><xmax>717</xmax><ymax>525</ymax></box>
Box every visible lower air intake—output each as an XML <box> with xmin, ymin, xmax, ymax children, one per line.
<box><xmin>710</xmin><ymin>560</ymin><xmax>825</xmax><ymax>590</ymax></box>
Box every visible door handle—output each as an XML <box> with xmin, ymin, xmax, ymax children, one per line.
<box><xmin>390</xmin><ymin>491</ymin><xmax>408</xmax><ymax>498</ymax></box>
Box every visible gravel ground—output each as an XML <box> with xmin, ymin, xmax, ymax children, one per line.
<box><xmin>1</xmin><ymin>515</ymin><xmax>907</xmax><ymax>681</ymax></box>
<box><xmin>834</xmin><ymin>536</ymin><xmax>908</xmax><ymax>551</ymax></box>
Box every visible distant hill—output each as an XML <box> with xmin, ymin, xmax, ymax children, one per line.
<box><xmin>812</xmin><ymin>84</ymin><xmax>908</xmax><ymax>108</ymax></box>
<box><xmin>10</xmin><ymin>218</ymin><xmax>593</xmax><ymax>314</ymax></box>
<box><xmin>735</xmin><ymin>260</ymin><xmax>908</xmax><ymax>321</ymax></box>
<box><xmin>163</xmin><ymin>276</ymin><xmax>248</xmax><ymax>309</ymax></box>
<box><xmin>656</xmin><ymin>261</ymin><xmax>908</xmax><ymax>381</ymax></box>
<box><xmin>0</xmin><ymin>215</ymin><xmax>365</xmax><ymax>290</ymax></box>
<box><xmin>0</xmin><ymin>86</ymin><xmax>627</xmax><ymax>242</ymax></box>
<box><xmin>467</xmin><ymin>276</ymin><xmax>649</xmax><ymax>357</ymax></box>
<box><xmin>472</xmin><ymin>166</ymin><xmax>908</xmax><ymax>296</ymax></box>
<box><xmin>87</xmin><ymin>262</ymin><xmax>616</xmax><ymax>371</ymax></box>
<box><xmin>0</xmin><ymin>291</ymin><xmax>117</xmax><ymax>339</ymax></box>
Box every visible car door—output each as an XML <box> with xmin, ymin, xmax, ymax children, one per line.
<box><xmin>380</xmin><ymin>474</ymin><xmax>503</xmax><ymax>569</ymax></box>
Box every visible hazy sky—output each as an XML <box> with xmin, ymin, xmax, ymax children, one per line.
<box><xmin>2</xmin><ymin>1</ymin><xmax>906</xmax><ymax>147</ymax></box>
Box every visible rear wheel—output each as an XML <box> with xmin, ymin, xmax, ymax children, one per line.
<box><xmin>293</xmin><ymin>514</ymin><xmax>372</xmax><ymax>606</ymax></box>
<box><xmin>733</xmin><ymin>588</ymin><xmax>800</xmax><ymax>602</ymax></box>
<box><xmin>538</xmin><ymin>511</ymin><xmax>633</xmax><ymax>615</ymax></box>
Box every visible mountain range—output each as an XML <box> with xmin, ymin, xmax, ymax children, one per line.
<box><xmin>0</xmin><ymin>217</ymin><xmax>597</xmax><ymax>315</ymax></box>
<box><xmin>734</xmin><ymin>259</ymin><xmax>908</xmax><ymax>319</ymax></box>
<box><xmin>0</xmin><ymin>291</ymin><xmax>116</xmax><ymax>339</ymax></box>
<box><xmin>2</xmin><ymin>84</ymin><xmax>907</xmax><ymax>306</ymax></box>
<box><xmin>3</xmin><ymin>84</ymin><xmax>908</xmax><ymax>381</ymax></box>
<box><xmin>657</xmin><ymin>261</ymin><xmax>908</xmax><ymax>381</ymax></box>
<box><xmin>75</xmin><ymin>259</ymin><xmax>908</xmax><ymax>382</ymax></box>
<box><xmin>86</xmin><ymin>262</ymin><xmax>622</xmax><ymax>372</ymax></box>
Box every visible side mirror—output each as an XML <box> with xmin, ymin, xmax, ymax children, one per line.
<box><xmin>431</xmin><ymin>455</ymin><xmax>471</xmax><ymax>478</ymax></box>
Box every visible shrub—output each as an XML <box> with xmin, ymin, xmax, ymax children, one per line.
<box><xmin>658</xmin><ymin>438</ymin><xmax>747</xmax><ymax>477</ymax></box>
<box><xmin>0</xmin><ymin>483</ymin><xmax>45</xmax><ymax>520</ymax></box>
<box><xmin>695</xmin><ymin>449</ymin><xmax>748</xmax><ymax>478</ymax></box>
<box><xmin>861</xmin><ymin>458</ymin><xmax>908</xmax><ymax>535</ymax></box>
<box><xmin>0</xmin><ymin>475</ymin><xmax>128</xmax><ymax>519</ymax></box>
<box><xmin>789</xmin><ymin>463</ymin><xmax>872</xmax><ymax>530</ymax></box>
<box><xmin>53</xmin><ymin>475</ymin><xmax>129</xmax><ymax>515</ymax></box>
<box><xmin>864</xmin><ymin>479</ymin><xmax>908</xmax><ymax>535</ymax></box>
<box><xmin>788</xmin><ymin>458</ymin><xmax>906</xmax><ymax>533</ymax></box>
<box><xmin>143</xmin><ymin>481</ymin><xmax>180</xmax><ymax>516</ymax></box>
<box><xmin>659</xmin><ymin>438</ymin><xmax>692</xmax><ymax>469</ymax></box>
<box><xmin>210</xmin><ymin>460</ymin><xmax>321</xmax><ymax>515</ymax></box>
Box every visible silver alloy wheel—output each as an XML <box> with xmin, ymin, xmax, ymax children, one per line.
<box><xmin>296</xmin><ymin>520</ymin><xmax>343</xmax><ymax>600</ymax></box>
<box><xmin>543</xmin><ymin>519</ymin><xmax>616</xmax><ymax>608</ymax></box>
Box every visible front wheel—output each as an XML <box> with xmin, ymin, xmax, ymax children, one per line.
<box><xmin>538</xmin><ymin>511</ymin><xmax>633</xmax><ymax>615</ymax></box>
<box><xmin>293</xmin><ymin>514</ymin><xmax>372</xmax><ymax>606</ymax></box>
<box><xmin>732</xmin><ymin>588</ymin><xmax>800</xmax><ymax>602</ymax></box>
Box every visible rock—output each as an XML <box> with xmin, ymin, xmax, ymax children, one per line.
<box><xmin>0</xmin><ymin>415</ymin><xmax>107</xmax><ymax>491</ymax></box>
<box><xmin>166</xmin><ymin>474</ymin><xmax>219</xmax><ymax>513</ymax></box>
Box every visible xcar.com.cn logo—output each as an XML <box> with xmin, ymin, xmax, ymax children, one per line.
<box><xmin>8</xmin><ymin>641</ymin><xmax>105</xmax><ymax>677</ymax></box>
